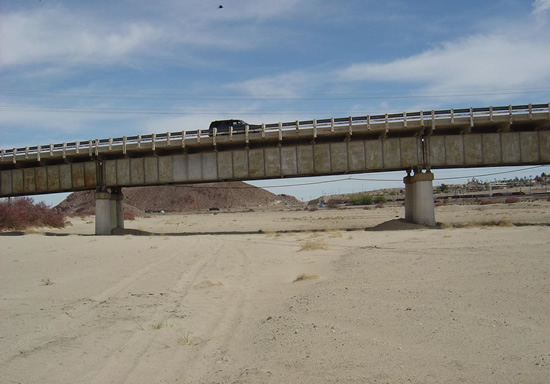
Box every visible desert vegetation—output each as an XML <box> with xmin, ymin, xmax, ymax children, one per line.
<box><xmin>0</xmin><ymin>197</ymin><xmax>65</xmax><ymax>231</ymax></box>
<box><xmin>348</xmin><ymin>194</ymin><xmax>387</xmax><ymax>206</ymax></box>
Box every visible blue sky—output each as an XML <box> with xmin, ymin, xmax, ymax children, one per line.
<box><xmin>1</xmin><ymin>0</ymin><xmax>550</xmax><ymax>204</ymax></box>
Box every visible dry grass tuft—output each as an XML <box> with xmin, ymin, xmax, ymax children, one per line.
<box><xmin>440</xmin><ymin>220</ymin><xmax>514</xmax><ymax>229</ymax></box>
<box><xmin>194</xmin><ymin>280</ymin><xmax>223</xmax><ymax>289</ymax></box>
<box><xmin>152</xmin><ymin>321</ymin><xmax>166</xmax><ymax>330</ymax></box>
<box><xmin>293</xmin><ymin>273</ymin><xmax>319</xmax><ymax>282</ymax></box>
<box><xmin>299</xmin><ymin>240</ymin><xmax>328</xmax><ymax>251</ymax></box>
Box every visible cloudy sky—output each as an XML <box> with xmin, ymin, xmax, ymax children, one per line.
<box><xmin>1</xmin><ymin>0</ymin><xmax>550</xmax><ymax>203</ymax></box>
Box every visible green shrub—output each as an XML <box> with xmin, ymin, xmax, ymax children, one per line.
<box><xmin>373</xmin><ymin>196</ymin><xmax>387</xmax><ymax>204</ymax></box>
<box><xmin>349</xmin><ymin>194</ymin><xmax>373</xmax><ymax>206</ymax></box>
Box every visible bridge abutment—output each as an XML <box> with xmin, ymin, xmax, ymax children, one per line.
<box><xmin>95</xmin><ymin>189</ymin><xmax>124</xmax><ymax>235</ymax></box>
<box><xmin>403</xmin><ymin>170</ymin><xmax>435</xmax><ymax>227</ymax></box>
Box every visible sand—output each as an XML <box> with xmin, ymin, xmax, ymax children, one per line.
<box><xmin>1</xmin><ymin>201</ymin><xmax>549</xmax><ymax>383</ymax></box>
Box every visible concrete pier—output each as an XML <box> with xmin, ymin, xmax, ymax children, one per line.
<box><xmin>95</xmin><ymin>189</ymin><xmax>124</xmax><ymax>235</ymax></box>
<box><xmin>403</xmin><ymin>169</ymin><xmax>435</xmax><ymax>227</ymax></box>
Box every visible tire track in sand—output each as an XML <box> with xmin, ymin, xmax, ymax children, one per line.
<box><xmin>155</xmin><ymin>237</ymin><xmax>253</xmax><ymax>384</ymax></box>
<box><xmin>90</xmin><ymin>235</ymin><xmax>227</xmax><ymax>384</ymax></box>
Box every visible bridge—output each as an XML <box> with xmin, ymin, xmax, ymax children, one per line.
<box><xmin>1</xmin><ymin>103</ymin><xmax>549</xmax><ymax>234</ymax></box>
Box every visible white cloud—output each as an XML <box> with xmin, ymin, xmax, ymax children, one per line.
<box><xmin>0</xmin><ymin>9</ymin><xmax>162</xmax><ymax>68</ymax></box>
<box><xmin>533</xmin><ymin>0</ymin><xmax>550</xmax><ymax>13</ymax></box>
<box><xmin>231</xmin><ymin>70</ymin><xmax>319</xmax><ymax>98</ymax></box>
<box><xmin>338</xmin><ymin>25</ymin><xmax>550</xmax><ymax>97</ymax></box>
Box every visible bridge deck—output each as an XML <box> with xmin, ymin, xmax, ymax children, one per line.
<box><xmin>1</xmin><ymin>104</ymin><xmax>549</xmax><ymax>198</ymax></box>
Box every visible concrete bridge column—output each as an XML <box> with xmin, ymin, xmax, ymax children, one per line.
<box><xmin>95</xmin><ymin>189</ymin><xmax>124</xmax><ymax>235</ymax></box>
<box><xmin>95</xmin><ymin>191</ymin><xmax>113</xmax><ymax>235</ymax></box>
<box><xmin>403</xmin><ymin>169</ymin><xmax>435</xmax><ymax>227</ymax></box>
<box><xmin>111</xmin><ymin>188</ymin><xmax>124</xmax><ymax>230</ymax></box>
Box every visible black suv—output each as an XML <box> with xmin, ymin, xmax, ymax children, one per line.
<box><xmin>208</xmin><ymin>119</ymin><xmax>259</xmax><ymax>135</ymax></box>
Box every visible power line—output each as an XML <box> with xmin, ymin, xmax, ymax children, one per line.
<box><xmin>172</xmin><ymin>165</ymin><xmax>548</xmax><ymax>190</ymax></box>
<box><xmin>1</xmin><ymin>87</ymin><xmax>549</xmax><ymax>99</ymax></box>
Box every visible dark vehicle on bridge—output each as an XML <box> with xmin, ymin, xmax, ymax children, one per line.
<box><xmin>208</xmin><ymin>119</ymin><xmax>260</xmax><ymax>135</ymax></box>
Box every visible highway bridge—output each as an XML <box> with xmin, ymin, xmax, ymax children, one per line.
<box><xmin>1</xmin><ymin>103</ymin><xmax>549</xmax><ymax>234</ymax></box>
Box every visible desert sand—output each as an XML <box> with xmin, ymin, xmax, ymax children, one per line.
<box><xmin>1</xmin><ymin>201</ymin><xmax>549</xmax><ymax>383</ymax></box>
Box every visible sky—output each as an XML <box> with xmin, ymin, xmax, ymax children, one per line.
<box><xmin>1</xmin><ymin>0</ymin><xmax>550</xmax><ymax>204</ymax></box>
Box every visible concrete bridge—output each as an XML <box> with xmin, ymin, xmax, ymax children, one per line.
<box><xmin>1</xmin><ymin>103</ymin><xmax>549</xmax><ymax>234</ymax></box>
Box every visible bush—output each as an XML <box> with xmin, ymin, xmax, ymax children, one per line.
<box><xmin>349</xmin><ymin>194</ymin><xmax>373</xmax><ymax>206</ymax></box>
<box><xmin>504</xmin><ymin>196</ymin><xmax>520</xmax><ymax>204</ymax></box>
<box><xmin>0</xmin><ymin>197</ymin><xmax>65</xmax><ymax>230</ymax></box>
<box><xmin>373</xmin><ymin>196</ymin><xmax>387</xmax><ymax>204</ymax></box>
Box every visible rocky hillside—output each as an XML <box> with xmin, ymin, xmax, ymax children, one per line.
<box><xmin>56</xmin><ymin>182</ymin><xmax>303</xmax><ymax>215</ymax></box>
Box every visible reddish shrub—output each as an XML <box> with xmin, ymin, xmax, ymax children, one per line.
<box><xmin>0</xmin><ymin>197</ymin><xmax>65</xmax><ymax>230</ymax></box>
<box><xmin>504</xmin><ymin>196</ymin><xmax>520</xmax><ymax>204</ymax></box>
<box><xmin>123</xmin><ymin>212</ymin><xmax>136</xmax><ymax>221</ymax></box>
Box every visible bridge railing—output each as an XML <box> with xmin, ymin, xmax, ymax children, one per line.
<box><xmin>1</xmin><ymin>103</ymin><xmax>548</xmax><ymax>162</ymax></box>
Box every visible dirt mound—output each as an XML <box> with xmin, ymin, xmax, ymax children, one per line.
<box><xmin>56</xmin><ymin>182</ymin><xmax>303</xmax><ymax>215</ymax></box>
<box><xmin>366</xmin><ymin>219</ymin><xmax>426</xmax><ymax>231</ymax></box>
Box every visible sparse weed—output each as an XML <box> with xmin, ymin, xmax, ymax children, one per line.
<box><xmin>178</xmin><ymin>330</ymin><xmax>204</xmax><ymax>346</ymax></box>
<box><xmin>152</xmin><ymin>321</ymin><xmax>165</xmax><ymax>330</ymax></box>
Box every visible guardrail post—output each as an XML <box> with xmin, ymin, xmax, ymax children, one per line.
<box><xmin>261</xmin><ymin>123</ymin><xmax>266</xmax><ymax>137</ymax></box>
<box><xmin>279</xmin><ymin>122</ymin><xmax>283</xmax><ymax>141</ymax></box>
<box><xmin>348</xmin><ymin>116</ymin><xmax>353</xmax><ymax>136</ymax></box>
<box><xmin>181</xmin><ymin>131</ymin><xmax>186</xmax><ymax>149</ymax></box>
<box><xmin>245</xmin><ymin>124</ymin><xmax>249</xmax><ymax>144</ymax></box>
<box><xmin>12</xmin><ymin>148</ymin><xmax>16</xmax><ymax>164</ymax></box>
<box><xmin>296</xmin><ymin>120</ymin><xmax>300</xmax><ymax>134</ymax></box>
<box><xmin>152</xmin><ymin>133</ymin><xmax>157</xmax><ymax>150</ymax></box>
<box><xmin>196</xmin><ymin>130</ymin><xmax>201</xmax><ymax>143</ymax></box>
<box><xmin>330</xmin><ymin>117</ymin><xmax>335</xmax><ymax>133</ymax></box>
<box><xmin>37</xmin><ymin>145</ymin><xmax>41</xmax><ymax>162</ymax></box>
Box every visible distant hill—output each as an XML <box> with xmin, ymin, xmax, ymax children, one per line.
<box><xmin>56</xmin><ymin>182</ymin><xmax>303</xmax><ymax>215</ymax></box>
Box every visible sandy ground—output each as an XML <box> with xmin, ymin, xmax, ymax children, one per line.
<box><xmin>1</xmin><ymin>201</ymin><xmax>549</xmax><ymax>383</ymax></box>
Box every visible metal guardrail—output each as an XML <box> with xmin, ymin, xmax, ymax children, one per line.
<box><xmin>1</xmin><ymin>103</ymin><xmax>549</xmax><ymax>162</ymax></box>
